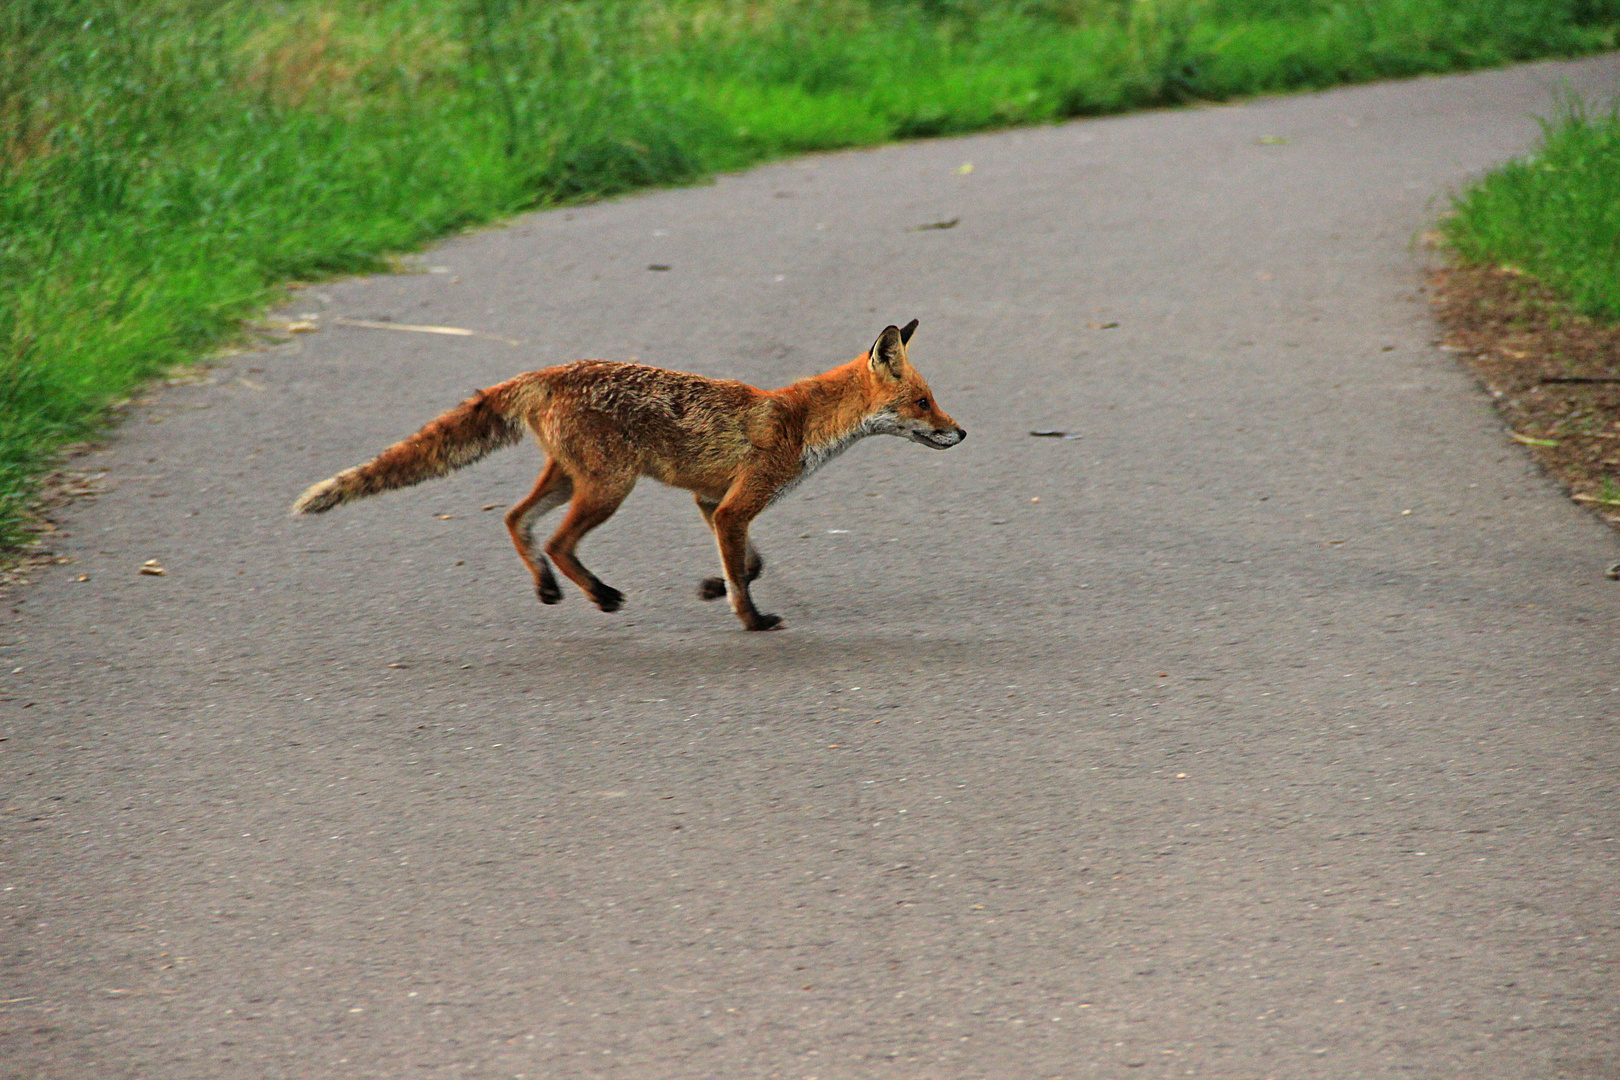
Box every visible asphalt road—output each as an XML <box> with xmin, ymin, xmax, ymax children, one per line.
<box><xmin>4</xmin><ymin>56</ymin><xmax>1620</xmax><ymax>1080</ymax></box>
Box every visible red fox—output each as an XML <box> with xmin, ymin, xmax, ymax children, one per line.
<box><xmin>292</xmin><ymin>320</ymin><xmax>965</xmax><ymax>630</ymax></box>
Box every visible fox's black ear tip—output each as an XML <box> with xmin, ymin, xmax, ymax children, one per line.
<box><xmin>900</xmin><ymin>318</ymin><xmax>919</xmax><ymax>339</ymax></box>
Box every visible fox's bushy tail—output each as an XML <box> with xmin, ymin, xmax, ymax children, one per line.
<box><xmin>292</xmin><ymin>382</ymin><xmax>527</xmax><ymax>515</ymax></box>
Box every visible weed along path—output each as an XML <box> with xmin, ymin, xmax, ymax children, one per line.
<box><xmin>5</xmin><ymin>54</ymin><xmax>1620</xmax><ymax>1078</ymax></box>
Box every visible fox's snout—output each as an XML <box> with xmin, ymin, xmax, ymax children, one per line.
<box><xmin>909</xmin><ymin>424</ymin><xmax>966</xmax><ymax>449</ymax></box>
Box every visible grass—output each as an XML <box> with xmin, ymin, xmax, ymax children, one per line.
<box><xmin>1436</xmin><ymin>99</ymin><xmax>1620</xmax><ymax>530</ymax></box>
<box><xmin>2</xmin><ymin>0</ymin><xmax>1618</xmax><ymax>548</ymax></box>
<box><xmin>1443</xmin><ymin>99</ymin><xmax>1620</xmax><ymax>324</ymax></box>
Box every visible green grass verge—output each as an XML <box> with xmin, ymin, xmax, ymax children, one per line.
<box><xmin>3</xmin><ymin>0</ymin><xmax>1618</xmax><ymax>547</ymax></box>
<box><xmin>1443</xmin><ymin>99</ymin><xmax>1620</xmax><ymax>324</ymax></box>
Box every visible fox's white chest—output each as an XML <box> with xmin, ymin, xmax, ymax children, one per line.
<box><xmin>801</xmin><ymin>430</ymin><xmax>860</xmax><ymax>476</ymax></box>
<box><xmin>769</xmin><ymin>412</ymin><xmax>895</xmax><ymax>506</ymax></box>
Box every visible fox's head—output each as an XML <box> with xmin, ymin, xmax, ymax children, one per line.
<box><xmin>866</xmin><ymin>320</ymin><xmax>966</xmax><ymax>449</ymax></box>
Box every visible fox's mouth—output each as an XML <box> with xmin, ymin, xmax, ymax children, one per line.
<box><xmin>910</xmin><ymin>428</ymin><xmax>966</xmax><ymax>449</ymax></box>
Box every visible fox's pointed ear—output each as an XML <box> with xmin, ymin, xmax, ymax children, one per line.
<box><xmin>899</xmin><ymin>318</ymin><xmax>918</xmax><ymax>345</ymax></box>
<box><xmin>869</xmin><ymin>325</ymin><xmax>906</xmax><ymax>380</ymax></box>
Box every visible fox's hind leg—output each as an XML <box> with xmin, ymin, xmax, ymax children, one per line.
<box><xmin>694</xmin><ymin>495</ymin><xmax>763</xmax><ymax>601</ymax></box>
<box><xmin>544</xmin><ymin>474</ymin><xmax>635</xmax><ymax>613</ymax></box>
<box><xmin>505</xmin><ymin>459</ymin><xmax>573</xmax><ymax>604</ymax></box>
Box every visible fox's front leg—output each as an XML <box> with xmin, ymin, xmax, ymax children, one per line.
<box><xmin>694</xmin><ymin>496</ymin><xmax>763</xmax><ymax>601</ymax></box>
<box><xmin>710</xmin><ymin>490</ymin><xmax>780</xmax><ymax>631</ymax></box>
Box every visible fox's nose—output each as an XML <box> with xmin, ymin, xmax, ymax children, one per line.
<box><xmin>954</xmin><ymin>427</ymin><xmax>966</xmax><ymax>442</ymax></box>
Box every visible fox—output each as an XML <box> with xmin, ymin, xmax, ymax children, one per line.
<box><xmin>292</xmin><ymin>319</ymin><xmax>965</xmax><ymax>631</ymax></box>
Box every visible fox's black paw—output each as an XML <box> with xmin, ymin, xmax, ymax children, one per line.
<box><xmin>699</xmin><ymin>577</ymin><xmax>727</xmax><ymax>601</ymax></box>
<box><xmin>744</xmin><ymin>612</ymin><xmax>783</xmax><ymax>632</ymax></box>
<box><xmin>537</xmin><ymin>578</ymin><xmax>563</xmax><ymax>605</ymax></box>
<box><xmin>592</xmin><ymin>583</ymin><xmax>624</xmax><ymax>613</ymax></box>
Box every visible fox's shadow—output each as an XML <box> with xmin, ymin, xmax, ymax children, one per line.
<box><xmin>468</xmin><ymin>625</ymin><xmax>998</xmax><ymax>686</ymax></box>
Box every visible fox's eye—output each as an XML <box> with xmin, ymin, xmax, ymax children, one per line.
<box><xmin>916</xmin><ymin>397</ymin><xmax>930</xmax><ymax>410</ymax></box>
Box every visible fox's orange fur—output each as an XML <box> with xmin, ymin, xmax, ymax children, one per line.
<box><xmin>293</xmin><ymin>321</ymin><xmax>964</xmax><ymax>630</ymax></box>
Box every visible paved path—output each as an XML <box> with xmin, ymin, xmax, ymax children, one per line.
<box><xmin>5</xmin><ymin>56</ymin><xmax>1619</xmax><ymax>1080</ymax></box>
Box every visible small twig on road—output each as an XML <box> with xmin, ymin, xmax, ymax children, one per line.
<box><xmin>332</xmin><ymin>317</ymin><xmax>522</xmax><ymax>346</ymax></box>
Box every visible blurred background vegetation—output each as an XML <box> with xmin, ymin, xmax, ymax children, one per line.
<box><xmin>1444</xmin><ymin>99</ymin><xmax>1620</xmax><ymax>323</ymax></box>
<box><xmin>2</xmin><ymin>0</ymin><xmax>1617</xmax><ymax>546</ymax></box>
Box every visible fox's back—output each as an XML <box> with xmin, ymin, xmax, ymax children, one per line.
<box><xmin>519</xmin><ymin>361</ymin><xmax>777</xmax><ymax>489</ymax></box>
